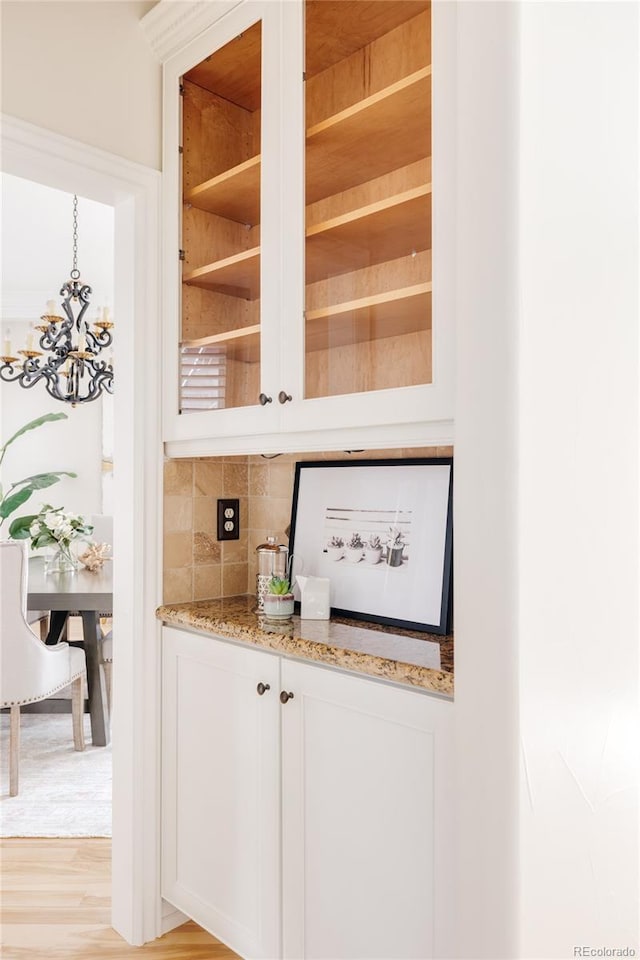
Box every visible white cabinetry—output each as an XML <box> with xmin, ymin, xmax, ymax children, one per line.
<box><xmin>161</xmin><ymin>627</ymin><xmax>281</xmax><ymax>959</ymax></box>
<box><xmin>161</xmin><ymin>626</ymin><xmax>454</xmax><ymax>959</ymax></box>
<box><xmin>158</xmin><ymin>0</ymin><xmax>455</xmax><ymax>456</ymax></box>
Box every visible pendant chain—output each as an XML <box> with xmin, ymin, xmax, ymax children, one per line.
<box><xmin>70</xmin><ymin>194</ymin><xmax>80</xmax><ymax>281</ymax></box>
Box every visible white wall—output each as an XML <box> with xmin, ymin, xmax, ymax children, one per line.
<box><xmin>453</xmin><ymin>3</ymin><xmax>520</xmax><ymax>956</ymax></box>
<box><xmin>518</xmin><ymin>3</ymin><xmax>639</xmax><ymax>957</ymax></box>
<box><xmin>454</xmin><ymin>2</ymin><xmax>638</xmax><ymax>958</ymax></box>
<box><xmin>0</xmin><ymin>0</ymin><xmax>161</xmax><ymax>170</ymax></box>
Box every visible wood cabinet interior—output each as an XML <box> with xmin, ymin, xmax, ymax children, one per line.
<box><xmin>178</xmin><ymin>2</ymin><xmax>432</xmax><ymax>410</ymax></box>
<box><xmin>181</xmin><ymin>21</ymin><xmax>262</xmax><ymax>411</ymax></box>
<box><xmin>304</xmin><ymin>1</ymin><xmax>432</xmax><ymax>399</ymax></box>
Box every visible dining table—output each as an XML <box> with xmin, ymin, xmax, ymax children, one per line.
<box><xmin>27</xmin><ymin>556</ymin><xmax>112</xmax><ymax>747</ymax></box>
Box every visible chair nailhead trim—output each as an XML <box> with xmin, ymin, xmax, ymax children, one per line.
<box><xmin>2</xmin><ymin>670</ymin><xmax>85</xmax><ymax>708</ymax></box>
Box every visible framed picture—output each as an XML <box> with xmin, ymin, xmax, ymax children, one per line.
<box><xmin>288</xmin><ymin>458</ymin><xmax>453</xmax><ymax>634</ymax></box>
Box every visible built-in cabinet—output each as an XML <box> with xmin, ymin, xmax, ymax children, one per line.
<box><xmin>161</xmin><ymin>625</ymin><xmax>454</xmax><ymax>959</ymax></box>
<box><xmin>162</xmin><ymin>0</ymin><xmax>455</xmax><ymax>454</ymax></box>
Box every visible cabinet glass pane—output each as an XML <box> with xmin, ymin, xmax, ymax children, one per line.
<box><xmin>304</xmin><ymin>1</ymin><xmax>432</xmax><ymax>400</ymax></box>
<box><xmin>180</xmin><ymin>22</ymin><xmax>262</xmax><ymax>413</ymax></box>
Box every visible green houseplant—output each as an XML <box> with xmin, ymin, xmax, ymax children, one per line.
<box><xmin>263</xmin><ymin>575</ymin><xmax>294</xmax><ymax>620</ymax></box>
<box><xmin>0</xmin><ymin>413</ymin><xmax>76</xmax><ymax>533</ymax></box>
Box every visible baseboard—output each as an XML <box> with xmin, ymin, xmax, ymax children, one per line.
<box><xmin>161</xmin><ymin>899</ymin><xmax>189</xmax><ymax>936</ymax></box>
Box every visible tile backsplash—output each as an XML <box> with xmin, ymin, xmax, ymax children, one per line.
<box><xmin>163</xmin><ymin>446</ymin><xmax>453</xmax><ymax>604</ymax></box>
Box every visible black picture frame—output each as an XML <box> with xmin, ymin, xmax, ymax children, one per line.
<box><xmin>288</xmin><ymin>458</ymin><xmax>453</xmax><ymax>635</ymax></box>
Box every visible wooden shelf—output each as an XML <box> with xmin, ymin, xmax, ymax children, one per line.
<box><xmin>305</xmin><ymin>185</ymin><xmax>431</xmax><ymax>283</ymax></box>
<box><xmin>305</xmin><ymin>283</ymin><xmax>431</xmax><ymax>352</ymax></box>
<box><xmin>181</xmin><ymin>324</ymin><xmax>261</xmax><ymax>363</ymax></box>
<box><xmin>184</xmin><ymin>20</ymin><xmax>262</xmax><ymax>111</ymax></box>
<box><xmin>183</xmin><ymin>247</ymin><xmax>260</xmax><ymax>299</ymax></box>
<box><xmin>306</xmin><ymin>68</ymin><xmax>431</xmax><ymax>203</ymax></box>
<box><xmin>305</xmin><ymin>1</ymin><xmax>429</xmax><ymax>79</ymax></box>
<box><xmin>185</xmin><ymin>155</ymin><xmax>261</xmax><ymax>225</ymax></box>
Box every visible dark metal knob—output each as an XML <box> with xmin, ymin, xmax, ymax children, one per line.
<box><xmin>257</xmin><ymin>682</ymin><xmax>270</xmax><ymax>696</ymax></box>
<box><xmin>278</xmin><ymin>390</ymin><xmax>292</xmax><ymax>404</ymax></box>
<box><xmin>258</xmin><ymin>393</ymin><xmax>272</xmax><ymax>406</ymax></box>
<box><xmin>280</xmin><ymin>690</ymin><xmax>294</xmax><ymax>704</ymax></box>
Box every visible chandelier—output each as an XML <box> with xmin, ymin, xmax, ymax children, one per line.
<box><xmin>0</xmin><ymin>195</ymin><xmax>114</xmax><ymax>405</ymax></box>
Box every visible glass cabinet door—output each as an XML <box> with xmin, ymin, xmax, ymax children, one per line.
<box><xmin>304</xmin><ymin>1</ymin><xmax>432</xmax><ymax>401</ymax></box>
<box><xmin>179</xmin><ymin>21</ymin><xmax>263</xmax><ymax>414</ymax></box>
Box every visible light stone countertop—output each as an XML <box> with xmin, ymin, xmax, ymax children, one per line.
<box><xmin>156</xmin><ymin>595</ymin><xmax>454</xmax><ymax>697</ymax></box>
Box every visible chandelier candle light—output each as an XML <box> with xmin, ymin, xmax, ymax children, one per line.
<box><xmin>0</xmin><ymin>195</ymin><xmax>114</xmax><ymax>405</ymax></box>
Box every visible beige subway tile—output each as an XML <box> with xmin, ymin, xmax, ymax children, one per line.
<box><xmin>164</xmin><ymin>459</ymin><xmax>194</xmax><ymax>495</ymax></box>
<box><xmin>269</xmin><ymin>462</ymin><xmax>294</xmax><ymax>499</ymax></box>
<box><xmin>249</xmin><ymin>463</ymin><xmax>269</xmax><ymax>496</ymax></box>
<box><xmin>164</xmin><ymin>496</ymin><xmax>193</xmax><ymax>533</ymax></box>
<box><xmin>222</xmin><ymin>563</ymin><xmax>249</xmax><ymax>597</ymax></box>
<box><xmin>193</xmin><ymin>497</ymin><xmax>216</xmax><ymax>535</ymax></box>
<box><xmin>194</xmin><ymin>564</ymin><xmax>222</xmax><ymax>601</ymax></box>
<box><xmin>193</xmin><ymin>531</ymin><xmax>222</xmax><ymax>565</ymax></box>
<box><xmin>163</xmin><ymin>567</ymin><xmax>193</xmax><ymax>604</ymax></box>
<box><xmin>194</xmin><ymin>461</ymin><xmax>224</xmax><ymax>497</ymax></box>
<box><xmin>224</xmin><ymin>461</ymin><xmax>248</xmax><ymax>495</ymax></box>
<box><xmin>249</xmin><ymin>496</ymin><xmax>291</xmax><ymax>532</ymax></box>
<box><xmin>163</xmin><ymin>531</ymin><xmax>192</xmax><ymax>569</ymax></box>
<box><xmin>222</xmin><ymin>531</ymin><xmax>249</xmax><ymax>564</ymax></box>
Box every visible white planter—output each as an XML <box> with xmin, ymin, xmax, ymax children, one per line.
<box><xmin>345</xmin><ymin>547</ymin><xmax>363</xmax><ymax>563</ymax></box>
<box><xmin>263</xmin><ymin>593</ymin><xmax>295</xmax><ymax>619</ymax></box>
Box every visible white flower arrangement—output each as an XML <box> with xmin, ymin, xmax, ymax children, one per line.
<box><xmin>11</xmin><ymin>504</ymin><xmax>94</xmax><ymax>563</ymax></box>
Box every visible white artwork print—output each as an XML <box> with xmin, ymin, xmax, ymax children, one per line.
<box><xmin>291</xmin><ymin>463</ymin><xmax>452</xmax><ymax>629</ymax></box>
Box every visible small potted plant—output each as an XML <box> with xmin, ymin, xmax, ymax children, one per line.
<box><xmin>386</xmin><ymin>527</ymin><xmax>405</xmax><ymax>567</ymax></box>
<box><xmin>364</xmin><ymin>534</ymin><xmax>383</xmax><ymax>564</ymax></box>
<box><xmin>262</xmin><ymin>575</ymin><xmax>295</xmax><ymax>620</ymax></box>
<box><xmin>345</xmin><ymin>532</ymin><xmax>364</xmax><ymax>563</ymax></box>
<box><xmin>326</xmin><ymin>535</ymin><xmax>344</xmax><ymax>561</ymax></box>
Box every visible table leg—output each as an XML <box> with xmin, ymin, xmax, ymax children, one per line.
<box><xmin>45</xmin><ymin>611</ymin><xmax>69</xmax><ymax>645</ymax></box>
<box><xmin>81</xmin><ymin>611</ymin><xmax>110</xmax><ymax>747</ymax></box>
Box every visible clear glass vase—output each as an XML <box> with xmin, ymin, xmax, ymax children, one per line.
<box><xmin>44</xmin><ymin>545</ymin><xmax>79</xmax><ymax>575</ymax></box>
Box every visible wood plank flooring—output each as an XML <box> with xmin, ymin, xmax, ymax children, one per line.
<box><xmin>0</xmin><ymin>838</ymin><xmax>240</xmax><ymax>959</ymax></box>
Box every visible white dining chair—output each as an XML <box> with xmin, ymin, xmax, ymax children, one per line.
<box><xmin>101</xmin><ymin>630</ymin><xmax>113</xmax><ymax>716</ymax></box>
<box><xmin>0</xmin><ymin>541</ymin><xmax>86</xmax><ymax>797</ymax></box>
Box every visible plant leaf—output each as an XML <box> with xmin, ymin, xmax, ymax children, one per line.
<box><xmin>0</xmin><ymin>413</ymin><xmax>68</xmax><ymax>457</ymax></box>
<box><xmin>7</xmin><ymin>514</ymin><xmax>37</xmax><ymax>539</ymax></box>
<box><xmin>11</xmin><ymin>471</ymin><xmax>77</xmax><ymax>490</ymax></box>
<box><xmin>0</xmin><ymin>487</ymin><xmax>34</xmax><ymax>519</ymax></box>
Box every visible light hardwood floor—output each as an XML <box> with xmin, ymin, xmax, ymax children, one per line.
<box><xmin>0</xmin><ymin>838</ymin><xmax>240</xmax><ymax>959</ymax></box>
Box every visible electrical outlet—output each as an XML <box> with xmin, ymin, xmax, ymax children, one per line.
<box><xmin>217</xmin><ymin>498</ymin><xmax>240</xmax><ymax>540</ymax></box>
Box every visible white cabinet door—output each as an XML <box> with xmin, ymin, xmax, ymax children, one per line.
<box><xmin>162</xmin><ymin>627</ymin><xmax>281</xmax><ymax>960</ymax></box>
<box><xmin>280</xmin><ymin>661</ymin><xmax>454</xmax><ymax>960</ymax></box>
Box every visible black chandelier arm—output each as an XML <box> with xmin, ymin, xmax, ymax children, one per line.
<box><xmin>85</xmin><ymin>326</ymin><xmax>113</xmax><ymax>352</ymax></box>
<box><xmin>60</xmin><ymin>279</ymin><xmax>92</xmax><ymax>305</ymax></box>
<box><xmin>38</xmin><ymin>321</ymin><xmax>74</xmax><ymax>353</ymax></box>
<box><xmin>0</xmin><ymin>359</ymin><xmax>60</xmax><ymax>392</ymax></box>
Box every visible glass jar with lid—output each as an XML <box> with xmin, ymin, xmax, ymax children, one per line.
<box><xmin>256</xmin><ymin>536</ymin><xmax>289</xmax><ymax>612</ymax></box>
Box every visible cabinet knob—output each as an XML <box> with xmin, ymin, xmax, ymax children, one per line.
<box><xmin>278</xmin><ymin>391</ymin><xmax>292</xmax><ymax>404</ymax></box>
<box><xmin>279</xmin><ymin>690</ymin><xmax>295</xmax><ymax>704</ymax></box>
<box><xmin>256</xmin><ymin>682</ymin><xmax>270</xmax><ymax>696</ymax></box>
<box><xmin>258</xmin><ymin>393</ymin><xmax>272</xmax><ymax>406</ymax></box>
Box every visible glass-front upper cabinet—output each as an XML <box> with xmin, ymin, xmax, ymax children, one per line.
<box><xmin>160</xmin><ymin>0</ymin><xmax>453</xmax><ymax>451</ymax></box>
<box><xmin>303</xmin><ymin>1</ymin><xmax>433</xmax><ymax>402</ymax></box>
<box><xmin>179</xmin><ymin>22</ymin><xmax>262</xmax><ymax>415</ymax></box>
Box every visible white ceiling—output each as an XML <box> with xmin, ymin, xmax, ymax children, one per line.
<box><xmin>1</xmin><ymin>173</ymin><xmax>115</xmax><ymax>325</ymax></box>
